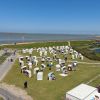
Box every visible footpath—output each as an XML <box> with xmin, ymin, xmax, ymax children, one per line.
<box><xmin>0</xmin><ymin>53</ymin><xmax>33</xmax><ymax>100</ymax></box>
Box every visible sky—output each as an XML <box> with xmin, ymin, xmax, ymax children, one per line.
<box><xmin>0</xmin><ymin>0</ymin><xmax>100</xmax><ymax>34</ymax></box>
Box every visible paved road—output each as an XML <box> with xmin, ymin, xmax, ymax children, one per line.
<box><xmin>0</xmin><ymin>54</ymin><xmax>17</xmax><ymax>81</ymax></box>
<box><xmin>0</xmin><ymin>53</ymin><xmax>23</xmax><ymax>100</ymax></box>
<box><xmin>0</xmin><ymin>88</ymin><xmax>23</xmax><ymax>100</ymax></box>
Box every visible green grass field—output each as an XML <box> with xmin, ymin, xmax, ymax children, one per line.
<box><xmin>0</xmin><ymin>97</ymin><xmax>4</xmax><ymax>100</ymax></box>
<box><xmin>2</xmin><ymin>46</ymin><xmax>100</xmax><ymax>100</ymax></box>
<box><xmin>0</xmin><ymin>41</ymin><xmax>68</xmax><ymax>49</ymax></box>
<box><xmin>0</xmin><ymin>53</ymin><xmax>11</xmax><ymax>64</ymax></box>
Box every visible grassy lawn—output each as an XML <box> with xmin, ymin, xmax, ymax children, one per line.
<box><xmin>89</xmin><ymin>76</ymin><xmax>100</xmax><ymax>87</ymax></box>
<box><xmin>0</xmin><ymin>97</ymin><xmax>4</xmax><ymax>100</ymax></box>
<box><xmin>0</xmin><ymin>40</ymin><xmax>94</xmax><ymax>50</ymax></box>
<box><xmin>2</xmin><ymin>47</ymin><xmax>100</xmax><ymax>100</ymax></box>
<box><xmin>96</xmin><ymin>53</ymin><xmax>100</xmax><ymax>57</ymax></box>
<box><xmin>0</xmin><ymin>41</ymin><xmax>68</xmax><ymax>49</ymax></box>
<box><xmin>0</xmin><ymin>53</ymin><xmax>11</xmax><ymax>64</ymax></box>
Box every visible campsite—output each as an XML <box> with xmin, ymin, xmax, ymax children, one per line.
<box><xmin>0</xmin><ymin>0</ymin><xmax>100</xmax><ymax>99</ymax></box>
<box><xmin>1</xmin><ymin>41</ymin><xmax>100</xmax><ymax>100</ymax></box>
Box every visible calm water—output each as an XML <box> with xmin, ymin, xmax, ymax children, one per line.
<box><xmin>0</xmin><ymin>33</ymin><xmax>97</xmax><ymax>44</ymax></box>
<box><xmin>94</xmin><ymin>48</ymin><xmax>100</xmax><ymax>53</ymax></box>
<box><xmin>92</xmin><ymin>48</ymin><xmax>100</xmax><ymax>53</ymax></box>
<box><xmin>91</xmin><ymin>48</ymin><xmax>100</xmax><ymax>53</ymax></box>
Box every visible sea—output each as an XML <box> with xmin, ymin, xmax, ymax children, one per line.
<box><xmin>0</xmin><ymin>33</ymin><xmax>99</xmax><ymax>44</ymax></box>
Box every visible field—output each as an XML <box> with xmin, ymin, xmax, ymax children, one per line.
<box><xmin>0</xmin><ymin>97</ymin><xmax>4</xmax><ymax>100</ymax></box>
<box><xmin>0</xmin><ymin>53</ymin><xmax>11</xmax><ymax>64</ymax></box>
<box><xmin>0</xmin><ymin>41</ymin><xmax>68</xmax><ymax>49</ymax></box>
<box><xmin>0</xmin><ymin>40</ymin><xmax>99</xmax><ymax>61</ymax></box>
<box><xmin>2</xmin><ymin>41</ymin><xmax>100</xmax><ymax>100</ymax></box>
<box><xmin>0</xmin><ymin>97</ymin><xmax>3</xmax><ymax>100</ymax></box>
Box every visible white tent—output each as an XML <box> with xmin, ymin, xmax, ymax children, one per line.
<box><xmin>21</xmin><ymin>66</ymin><xmax>27</xmax><ymax>69</ymax></box>
<box><xmin>33</xmin><ymin>67</ymin><xmax>39</xmax><ymax>74</ymax></box>
<box><xmin>71</xmin><ymin>54</ymin><xmax>75</xmax><ymax>59</ymax></box>
<box><xmin>22</xmin><ymin>49</ymin><xmax>26</xmax><ymax>53</ymax></box>
<box><xmin>66</xmin><ymin>84</ymin><xmax>100</xmax><ymax>100</ymax></box>
<box><xmin>28</xmin><ymin>62</ymin><xmax>32</xmax><ymax>69</ymax></box>
<box><xmin>24</xmin><ymin>70</ymin><xmax>32</xmax><ymax>78</ymax></box>
<box><xmin>56</xmin><ymin>64</ymin><xmax>60</xmax><ymax>71</ymax></box>
<box><xmin>37</xmin><ymin>72</ymin><xmax>43</xmax><ymax>80</ymax></box>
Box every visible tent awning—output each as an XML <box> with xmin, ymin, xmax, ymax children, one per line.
<box><xmin>66</xmin><ymin>84</ymin><xmax>98</xmax><ymax>100</ymax></box>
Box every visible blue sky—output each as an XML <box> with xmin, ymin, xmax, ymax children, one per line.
<box><xmin>0</xmin><ymin>0</ymin><xmax>100</xmax><ymax>34</ymax></box>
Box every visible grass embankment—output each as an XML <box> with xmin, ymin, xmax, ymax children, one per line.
<box><xmin>0</xmin><ymin>97</ymin><xmax>4</xmax><ymax>100</ymax></box>
<box><xmin>3</xmin><ymin>48</ymin><xmax>100</xmax><ymax>100</ymax></box>
<box><xmin>71</xmin><ymin>41</ymin><xmax>100</xmax><ymax>61</ymax></box>
<box><xmin>0</xmin><ymin>53</ymin><xmax>11</xmax><ymax>64</ymax></box>
<box><xmin>0</xmin><ymin>41</ymin><xmax>68</xmax><ymax>49</ymax></box>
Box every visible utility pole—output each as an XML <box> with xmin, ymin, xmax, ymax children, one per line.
<box><xmin>22</xmin><ymin>36</ymin><xmax>25</xmax><ymax>43</ymax></box>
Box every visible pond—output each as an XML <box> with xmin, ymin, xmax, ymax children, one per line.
<box><xmin>91</xmin><ymin>48</ymin><xmax>100</xmax><ymax>53</ymax></box>
<box><xmin>95</xmin><ymin>48</ymin><xmax>100</xmax><ymax>53</ymax></box>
